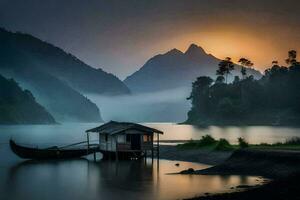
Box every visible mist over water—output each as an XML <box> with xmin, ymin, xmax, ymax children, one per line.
<box><xmin>87</xmin><ymin>87</ymin><xmax>191</xmax><ymax>122</ymax></box>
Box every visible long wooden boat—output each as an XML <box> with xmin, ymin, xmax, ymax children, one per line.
<box><xmin>9</xmin><ymin>140</ymin><xmax>95</xmax><ymax>160</ymax></box>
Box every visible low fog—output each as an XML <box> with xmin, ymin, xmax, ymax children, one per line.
<box><xmin>87</xmin><ymin>87</ymin><xmax>191</xmax><ymax>123</ymax></box>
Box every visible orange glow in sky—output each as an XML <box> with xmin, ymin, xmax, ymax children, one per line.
<box><xmin>157</xmin><ymin>27</ymin><xmax>299</xmax><ymax>73</ymax></box>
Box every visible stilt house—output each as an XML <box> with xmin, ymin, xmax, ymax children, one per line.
<box><xmin>86</xmin><ymin>121</ymin><xmax>163</xmax><ymax>159</ymax></box>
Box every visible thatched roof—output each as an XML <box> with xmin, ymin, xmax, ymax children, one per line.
<box><xmin>86</xmin><ymin>121</ymin><xmax>163</xmax><ymax>135</ymax></box>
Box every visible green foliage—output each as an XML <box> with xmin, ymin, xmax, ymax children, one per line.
<box><xmin>285</xmin><ymin>50</ymin><xmax>299</xmax><ymax>66</ymax></box>
<box><xmin>178</xmin><ymin>135</ymin><xmax>235</xmax><ymax>151</ymax></box>
<box><xmin>177</xmin><ymin>135</ymin><xmax>217</xmax><ymax>149</ymax></box>
<box><xmin>253</xmin><ymin>137</ymin><xmax>300</xmax><ymax>150</ymax></box>
<box><xmin>238</xmin><ymin>58</ymin><xmax>253</xmax><ymax>79</ymax></box>
<box><xmin>216</xmin><ymin>57</ymin><xmax>235</xmax><ymax>83</ymax></box>
<box><xmin>186</xmin><ymin>50</ymin><xmax>300</xmax><ymax>126</ymax></box>
<box><xmin>198</xmin><ymin>135</ymin><xmax>217</xmax><ymax>146</ymax></box>
<box><xmin>238</xmin><ymin>137</ymin><xmax>249</xmax><ymax>148</ymax></box>
<box><xmin>178</xmin><ymin>135</ymin><xmax>300</xmax><ymax>151</ymax></box>
<box><xmin>285</xmin><ymin>137</ymin><xmax>300</xmax><ymax>145</ymax></box>
<box><xmin>215</xmin><ymin>138</ymin><xmax>233</xmax><ymax>151</ymax></box>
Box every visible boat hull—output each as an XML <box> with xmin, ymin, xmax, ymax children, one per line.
<box><xmin>10</xmin><ymin>140</ymin><xmax>91</xmax><ymax>160</ymax></box>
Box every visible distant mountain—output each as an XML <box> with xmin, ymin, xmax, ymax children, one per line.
<box><xmin>0</xmin><ymin>74</ymin><xmax>55</xmax><ymax>124</ymax></box>
<box><xmin>0</xmin><ymin>28</ymin><xmax>130</xmax><ymax>95</ymax></box>
<box><xmin>9</xmin><ymin>69</ymin><xmax>102</xmax><ymax>122</ymax></box>
<box><xmin>124</xmin><ymin>44</ymin><xmax>262</xmax><ymax>93</ymax></box>
<box><xmin>0</xmin><ymin>28</ymin><xmax>105</xmax><ymax>122</ymax></box>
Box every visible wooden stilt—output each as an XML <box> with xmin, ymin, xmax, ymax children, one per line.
<box><xmin>157</xmin><ymin>133</ymin><xmax>160</xmax><ymax>169</ymax></box>
<box><xmin>151</xmin><ymin>134</ymin><xmax>154</xmax><ymax>162</ymax></box>
<box><xmin>98</xmin><ymin>132</ymin><xmax>101</xmax><ymax>150</ymax></box>
<box><xmin>86</xmin><ymin>132</ymin><xmax>90</xmax><ymax>154</ymax></box>
<box><xmin>115</xmin><ymin>136</ymin><xmax>118</xmax><ymax>161</ymax></box>
<box><xmin>157</xmin><ymin>133</ymin><xmax>160</xmax><ymax>159</ymax></box>
<box><xmin>151</xmin><ymin>148</ymin><xmax>154</xmax><ymax>161</ymax></box>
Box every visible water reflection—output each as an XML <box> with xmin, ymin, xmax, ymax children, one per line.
<box><xmin>0</xmin><ymin>123</ymin><xmax>300</xmax><ymax>146</ymax></box>
<box><xmin>0</xmin><ymin>158</ymin><xmax>264</xmax><ymax>200</ymax></box>
<box><xmin>146</xmin><ymin>123</ymin><xmax>300</xmax><ymax>144</ymax></box>
<box><xmin>0</xmin><ymin>123</ymin><xmax>276</xmax><ymax>200</ymax></box>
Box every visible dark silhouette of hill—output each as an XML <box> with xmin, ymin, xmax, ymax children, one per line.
<box><xmin>186</xmin><ymin>62</ymin><xmax>300</xmax><ymax>126</ymax></box>
<box><xmin>0</xmin><ymin>28</ymin><xmax>130</xmax><ymax>95</ymax></box>
<box><xmin>0</xmin><ymin>28</ymin><xmax>112</xmax><ymax>122</ymax></box>
<box><xmin>9</xmin><ymin>69</ymin><xmax>102</xmax><ymax>122</ymax></box>
<box><xmin>0</xmin><ymin>74</ymin><xmax>55</xmax><ymax>124</ymax></box>
<box><xmin>124</xmin><ymin>44</ymin><xmax>262</xmax><ymax>93</ymax></box>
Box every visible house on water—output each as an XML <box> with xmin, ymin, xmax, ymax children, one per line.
<box><xmin>85</xmin><ymin>121</ymin><xmax>163</xmax><ymax>159</ymax></box>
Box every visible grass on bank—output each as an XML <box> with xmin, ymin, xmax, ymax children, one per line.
<box><xmin>251</xmin><ymin>137</ymin><xmax>300</xmax><ymax>150</ymax></box>
<box><xmin>177</xmin><ymin>135</ymin><xmax>300</xmax><ymax>151</ymax></box>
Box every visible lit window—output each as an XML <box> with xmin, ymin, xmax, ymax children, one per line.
<box><xmin>143</xmin><ymin>135</ymin><xmax>150</xmax><ymax>142</ymax></box>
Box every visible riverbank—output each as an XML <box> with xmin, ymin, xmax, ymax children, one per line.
<box><xmin>159</xmin><ymin>145</ymin><xmax>232</xmax><ymax>165</ymax></box>
<box><xmin>185</xmin><ymin>172</ymin><xmax>300</xmax><ymax>200</ymax></box>
<box><xmin>176</xmin><ymin>148</ymin><xmax>300</xmax><ymax>200</ymax></box>
<box><xmin>182</xmin><ymin>148</ymin><xmax>300</xmax><ymax>178</ymax></box>
<box><xmin>159</xmin><ymin>144</ymin><xmax>300</xmax><ymax>200</ymax></box>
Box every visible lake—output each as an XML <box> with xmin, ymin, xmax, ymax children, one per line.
<box><xmin>1</xmin><ymin>123</ymin><xmax>299</xmax><ymax>146</ymax></box>
<box><xmin>1</xmin><ymin>123</ymin><xmax>298</xmax><ymax>200</ymax></box>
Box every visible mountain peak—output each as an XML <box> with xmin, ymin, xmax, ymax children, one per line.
<box><xmin>165</xmin><ymin>48</ymin><xmax>183</xmax><ymax>56</ymax></box>
<box><xmin>185</xmin><ymin>43</ymin><xmax>207</xmax><ymax>57</ymax></box>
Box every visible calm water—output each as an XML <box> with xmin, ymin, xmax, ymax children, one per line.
<box><xmin>1</xmin><ymin>123</ymin><xmax>296</xmax><ymax>200</ymax></box>
<box><xmin>0</xmin><ymin>156</ymin><xmax>264</xmax><ymax>200</ymax></box>
<box><xmin>1</xmin><ymin>123</ymin><xmax>300</xmax><ymax>146</ymax></box>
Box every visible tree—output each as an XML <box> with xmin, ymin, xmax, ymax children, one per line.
<box><xmin>238</xmin><ymin>137</ymin><xmax>249</xmax><ymax>148</ymax></box>
<box><xmin>216</xmin><ymin>76</ymin><xmax>225</xmax><ymax>84</ymax></box>
<box><xmin>233</xmin><ymin>76</ymin><xmax>240</xmax><ymax>83</ymax></box>
<box><xmin>187</xmin><ymin>76</ymin><xmax>213</xmax><ymax>122</ymax></box>
<box><xmin>238</xmin><ymin>58</ymin><xmax>254</xmax><ymax>79</ymax></box>
<box><xmin>285</xmin><ymin>50</ymin><xmax>298</xmax><ymax>66</ymax></box>
<box><xmin>272</xmin><ymin>60</ymin><xmax>279</xmax><ymax>66</ymax></box>
<box><xmin>217</xmin><ymin>57</ymin><xmax>235</xmax><ymax>84</ymax></box>
<box><xmin>187</xmin><ymin>50</ymin><xmax>300</xmax><ymax>126</ymax></box>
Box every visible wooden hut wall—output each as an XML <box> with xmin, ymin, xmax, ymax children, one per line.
<box><xmin>99</xmin><ymin>134</ymin><xmax>116</xmax><ymax>151</ymax></box>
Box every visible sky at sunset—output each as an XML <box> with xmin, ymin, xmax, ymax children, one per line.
<box><xmin>1</xmin><ymin>0</ymin><xmax>300</xmax><ymax>78</ymax></box>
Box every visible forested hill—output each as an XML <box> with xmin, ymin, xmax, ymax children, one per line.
<box><xmin>0</xmin><ymin>28</ymin><xmax>106</xmax><ymax>122</ymax></box>
<box><xmin>12</xmin><ymin>69</ymin><xmax>103</xmax><ymax>122</ymax></box>
<box><xmin>124</xmin><ymin>44</ymin><xmax>262</xmax><ymax>93</ymax></box>
<box><xmin>0</xmin><ymin>28</ymin><xmax>130</xmax><ymax>95</ymax></box>
<box><xmin>186</xmin><ymin>54</ymin><xmax>300</xmax><ymax>126</ymax></box>
<box><xmin>0</xmin><ymin>74</ymin><xmax>56</xmax><ymax>124</ymax></box>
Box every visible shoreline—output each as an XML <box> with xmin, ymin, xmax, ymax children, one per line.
<box><xmin>159</xmin><ymin>145</ymin><xmax>232</xmax><ymax>166</ymax></box>
<box><xmin>181</xmin><ymin>148</ymin><xmax>300</xmax><ymax>179</ymax></box>
<box><xmin>159</xmin><ymin>145</ymin><xmax>300</xmax><ymax>200</ymax></box>
<box><xmin>181</xmin><ymin>121</ymin><xmax>300</xmax><ymax>127</ymax></box>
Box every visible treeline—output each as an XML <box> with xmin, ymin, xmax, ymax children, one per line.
<box><xmin>186</xmin><ymin>50</ymin><xmax>300</xmax><ymax>126</ymax></box>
